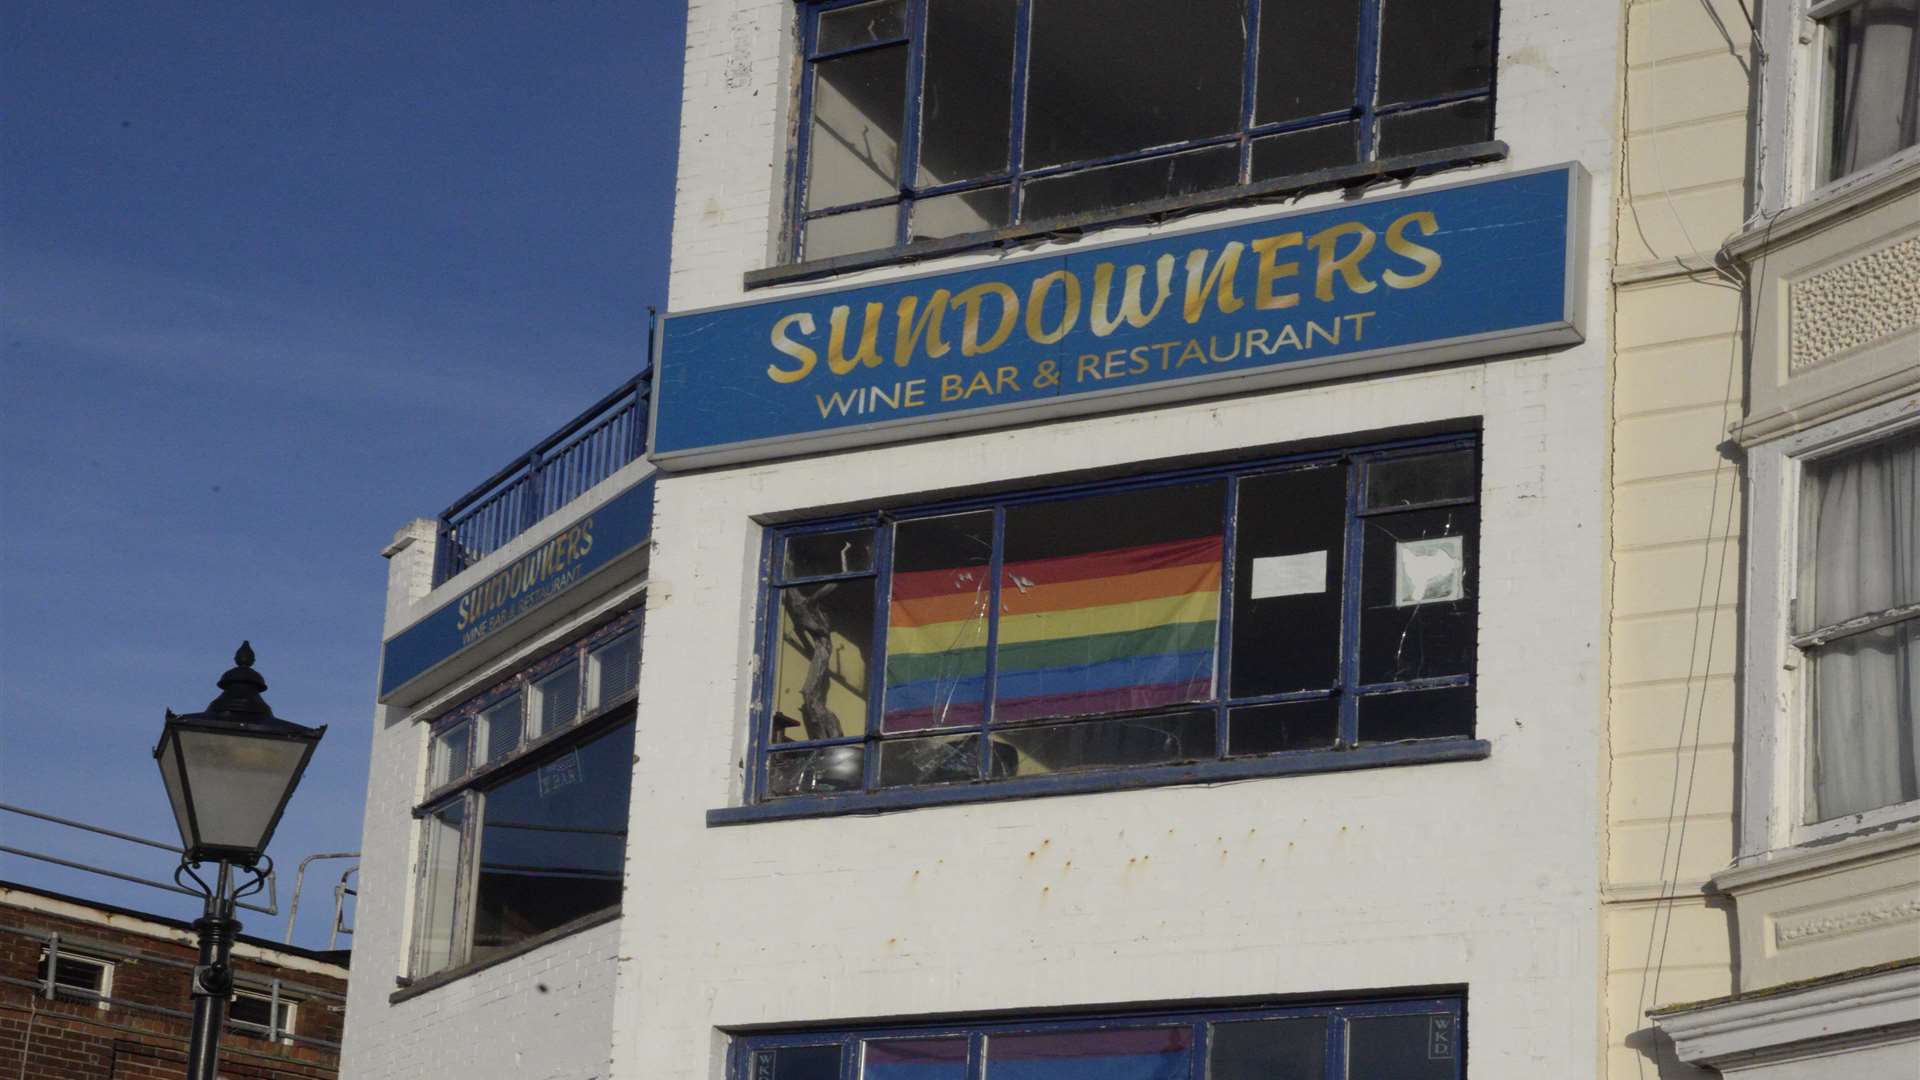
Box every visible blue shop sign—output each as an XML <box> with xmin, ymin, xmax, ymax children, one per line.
<box><xmin>378</xmin><ymin>474</ymin><xmax>656</xmax><ymax>702</ymax></box>
<box><xmin>651</xmin><ymin>163</ymin><xmax>1587</xmax><ymax>467</ymax></box>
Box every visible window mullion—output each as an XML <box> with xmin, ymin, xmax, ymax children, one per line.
<box><xmin>1238</xmin><ymin>0</ymin><xmax>1264</xmax><ymax>184</ymax></box>
<box><xmin>897</xmin><ymin>0</ymin><xmax>930</xmax><ymax>247</ymax></box>
<box><xmin>864</xmin><ymin>523</ymin><xmax>896</xmax><ymax>791</ymax></box>
<box><xmin>1336</xmin><ymin>462</ymin><xmax>1367</xmax><ymax>747</ymax></box>
<box><xmin>456</xmin><ymin>788</ymin><xmax>481</xmax><ymax>968</ymax></box>
<box><xmin>1215</xmin><ymin>476</ymin><xmax>1241</xmax><ymax>755</ymax></box>
<box><xmin>1005</xmin><ymin>0</ymin><xmax>1035</xmax><ymax>222</ymax></box>
<box><xmin>1355</xmin><ymin>0</ymin><xmax>1385</xmax><ymax>161</ymax></box>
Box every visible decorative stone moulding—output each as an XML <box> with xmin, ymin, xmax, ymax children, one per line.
<box><xmin>1788</xmin><ymin>236</ymin><xmax>1920</xmax><ymax>374</ymax></box>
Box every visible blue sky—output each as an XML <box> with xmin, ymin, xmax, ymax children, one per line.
<box><xmin>1</xmin><ymin>2</ymin><xmax>685</xmax><ymax>947</ymax></box>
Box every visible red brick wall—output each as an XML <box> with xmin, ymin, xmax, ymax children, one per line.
<box><xmin>0</xmin><ymin>901</ymin><xmax>344</xmax><ymax>1080</ymax></box>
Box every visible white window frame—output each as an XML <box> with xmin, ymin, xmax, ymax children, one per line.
<box><xmin>36</xmin><ymin>946</ymin><xmax>114</xmax><ymax>1010</ymax></box>
<box><xmin>229</xmin><ymin>986</ymin><xmax>298</xmax><ymax>1043</ymax></box>
<box><xmin>1754</xmin><ymin>0</ymin><xmax>1920</xmax><ymax>215</ymax></box>
<box><xmin>1740</xmin><ymin>393</ymin><xmax>1920</xmax><ymax>857</ymax></box>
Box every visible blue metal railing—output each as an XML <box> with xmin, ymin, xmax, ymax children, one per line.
<box><xmin>432</xmin><ymin>369</ymin><xmax>651</xmax><ymax>587</ymax></box>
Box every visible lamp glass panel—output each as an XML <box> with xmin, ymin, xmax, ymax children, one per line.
<box><xmin>175</xmin><ymin>728</ymin><xmax>310</xmax><ymax>853</ymax></box>
<box><xmin>157</xmin><ymin>737</ymin><xmax>196</xmax><ymax>850</ymax></box>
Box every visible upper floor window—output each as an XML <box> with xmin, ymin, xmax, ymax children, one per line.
<box><xmin>412</xmin><ymin>608</ymin><xmax>642</xmax><ymax>980</ymax></box>
<box><xmin>1817</xmin><ymin>0</ymin><xmax>1918</xmax><ymax>182</ymax></box>
<box><xmin>35</xmin><ymin>948</ymin><xmax>112</xmax><ymax>1008</ymax></box>
<box><xmin>744</xmin><ymin>435</ymin><xmax>1480</xmax><ymax>814</ymax></box>
<box><xmin>791</xmin><ymin>0</ymin><xmax>1498</xmax><ymax>262</ymax></box>
<box><xmin>229</xmin><ymin>986</ymin><xmax>298</xmax><ymax>1042</ymax></box>
<box><xmin>1796</xmin><ymin>425</ymin><xmax>1919</xmax><ymax>822</ymax></box>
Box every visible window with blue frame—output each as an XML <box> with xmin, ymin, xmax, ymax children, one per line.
<box><xmin>748</xmin><ymin>435</ymin><xmax>1479</xmax><ymax>810</ymax></box>
<box><xmin>791</xmin><ymin>0</ymin><xmax>1499</xmax><ymax>262</ymax></box>
<box><xmin>734</xmin><ymin>996</ymin><xmax>1465</xmax><ymax>1080</ymax></box>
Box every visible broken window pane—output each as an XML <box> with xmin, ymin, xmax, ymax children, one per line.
<box><xmin>997</xmin><ymin>482</ymin><xmax>1223</xmax><ymax>723</ymax></box>
<box><xmin>877</xmin><ymin>733</ymin><xmax>982</xmax><ymax>788</ymax></box>
<box><xmin>767</xmin><ymin>744</ymin><xmax>867</xmax><ymax>797</ymax></box>
<box><xmin>1376</xmin><ymin>0</ymin><xmax>1496</xmax><ymax>105</ymax></box>
<box><xmin>1208</xmin><ymin>1017</ymin><xmax>1326</xmax><ymax>1080</ymax></box>
<box><xmin>413</xmin><ymin>798</ymin><xmax>465</xmax><ymax>975</ymax></box>
<box><xmin>480</xmin><ymin>693</ymin><xmax>523</xmax><ymax>765</ymax></box>
<box><xmin>1023</xmin><ymin>0</ymin><xmax>1244</xmax><ymax>169</ymax></box>
<box><xmin>808</xmin><ymin>46</ymin><xmax>907</xmax><ymax>211</ymax></box>
<box><xmin>786</xmin><ymin>526</ymin><xmax>877</xmax><ymax>579</ymax></box>
<box><xmin>471</xmin><ymin>723</ymin><xmax>633</xmax><ymax>961</ymax></box>
<box><xmin>985</xmin><ymin>1026</ymin><xmax>1192</xmax><ymax>1079</ymax></box>
<box><xmin>989</xmin><ymin>711</ymin><xmax>1217</xmax><ymax>778</ymax></box>
<box><xmin>864</xmin><ymin>1036</ymin><xmax>969</xmax><ymax>1080</ymax></box>
<box><xmin>1020</xmin><ymin>145</ymin><xmax>1239</xmax><ymax>223</ymax></box>
<box><xmin>1366</xmin><ymin>449</ymin><xmax>1477</xmax><ymax>511</ymax></box>
<box><xmin>1359</xmin><ymin>507</ymin><xmax>1476</xmax><ymax>685</ymax></box>
<box><xmin>1227</xmin><ymin>700</ymin><xmax>1338</xmax><ymax>757</ymax></box>
<box><xmin>918</xmin><ymin>0</ymin><xmax>1016</xmax><ymax>186</ymax></box>
<box><xmin>1231</xmin><ymin>464</ymin><xmax>1346</xmax><ymax>697</ymax></box>
<box><xmin>1376</xmin><ymin>99</ymin><xmax>1494</xmax><ymax>160</ymax></box>
<box><xmin>1256</xmin><ymin>0</ymin><xmax>1359</xmax><ymax>124</ymax></box>
<box><xmin>773</xmin><ymin>582</ymin><xmax>874</xmax><ymax>742</ymax></box>
<box><xmin>885</xmin><ymin>512</ymin><xmax>993</xmax><ymax>731</ymax></box>
<box><xmin>806</xmin><ymin>206</ymin><xmax>900</xmax><ymax>260</ymax></box>
<box><xmin>753</xmin><ymin>1045</ymin><xmax>843</xmax><ymax>1080</ymax></box>
<box><xmin>1347</xmin><ymin>1012</ymin><xmax>1460</xmax><ymax>1079</ymax></box>
<box><xmin>1357</xmin><ymin>686</ymin><xmax>1474</xmax><ymax>744</ymax></box>
<box><xmin>1250</xmin><ymin>123</ymin><xmax>1359</xmax><ymax>182</ymax></box>
<box><xmin>911</xmin><ymin>186</ymin><xmax>1011</xmax><ymax>242</ymax></box>
<box><xmin>530</xmin><ymin>661</ymin><xmax>580</xmax><ymax>738</ymax></box>
<box><xmin>816</xmin><ymin>0</ymin><xmax>907</xmax><ymax>54</ymax></box>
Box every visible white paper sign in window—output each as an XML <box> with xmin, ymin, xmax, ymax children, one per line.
<box><xmin>1395</xmin><ymin>537</ymin><xmax>1463</xmax><ymax>606</ymax></box>
<box><xmin>1250</xmin><ymin>551</ymin><xmax>1328</xmax><ymax>599</ymax></box>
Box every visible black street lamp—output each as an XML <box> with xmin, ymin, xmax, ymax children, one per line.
<box><xmin>154</xmin><ymin>642</ymin><xmax>325</xmax><ymax>1080</ymax></box>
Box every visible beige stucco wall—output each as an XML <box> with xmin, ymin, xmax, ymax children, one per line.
<box><xmin>1607</xmin><ymin>0</ymin><xmax>1753</xmax><ymax>1075</ymax></box>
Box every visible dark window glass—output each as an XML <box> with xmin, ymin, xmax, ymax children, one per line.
<box><xmin>532</xmin><ymin>661</ymin><xmax>580</xmax><ymax>737</ymax></box>
<box><xmin>912</xmin><ymin>186</ymin><xmax>1012</xmax><ymax>242</ymax></box>
<box><xmin>1020</xmin><ymin>145</ymin><xmax>1239</xmax><ymax>223</ymax></box>
<box><xmin>229</xmin><ymin>993</ymin><xmax>294</xmax><ymax>1036</ymax></box>
<box><xmin>918</xmin><ymin>0</ymin><xmax>1016</xmax><ymax>186</ymax></box>
<box><xmin>865</xmin><ymin>1036</ymin><xmax>969</xmax><ymax>1080</ymax></box>
<box><xmin>1825</xmin><ymin>0</ymin><xmax>1920</xmax><ymax>180</ymax></box>
<box><xmin>1250</xmin><ymin>123</ymin><xmax>1360</xmax><ymax>181</ymax></box>
<box><xmin>752</xmin><ymin>1044</ymin><xmax>844</xmax><ymax>1080</ymax></box>
<box><xmin>989</xmin><ymin>711</ymin><xmax>1217</xmax><ymax>777</ymax></box>
<box><xmin>1366</xmin><ymin>450</ymin><xmax>1477</xmax><ymax>510</ymax></box>
<box><xmin>808</xmin><ymin>46</ymin><xmax>908</xmax><ymax>211</ymax></box>
<box><xmin>1377</xmin><ymin>99</ymin><xmax>1494</xmax><ymax>159</ymax></box>
<box><xmin>1257</xmin><ymin>0</ymin><xmax>1361</xmax><ymax>123</ymax></box>
<box><xmin>773</xmin><ymin>582</ymin><xmax>875</xmax><ymax>742</ymax></box>
<box><xmin>986</xmin><ymin>1026</ymin><xmax>1192</xmax><ymax>1079</ymax></box>
<box><xmin>1232</xmin><ymin>465</ymin><xmax>1346</xmax><ymax>697</ymax></box>
<box><xmin>1228</xmin><ymin>700</ymin><xmax>1339</xmax><ymax>756</ymax></box>
<box><xmin>1377</xmin><ymin>0</ymin><xmax>1497</xmax><ymax>104</ymax></box>
<box><xmin>786</xmin><ymin>527</ymin><xmax>877</xmax><ymax>579</ymax></box>
<box><xmin>589</xmin><ymin>630</ymin><xmax>641</xmax><ymax>709</ymax></box>
<box><xmin>471</xmin><ymin>723</ymin><xmax>633</xmax><ymax>961</ymax></box>
<box><xmin>817</xmin><ymin>0</ymin><xmax>907</xmax><ymax>53</ymax></box>
<box><xmin>1359</xmin><ymin>507</ymin><xmax>1476</xmax><ymax>685</ymax></box>
<box><xmin>1358</xmin><ymin>686</ymin><xmax>1475</xmax><ymax>744</ymax></box>
<box><xmin>481</xmin><ymin>694</ymin><xmax>523</xmax><ymax>764</ymax></box>
<box><xmin>1208</xmin><ymin>1017</ymin><xmax>1326</xmax><ymax>1080</ymax></box>
<box><xmin>36</xmin><ymin>953</ymin><xmax>107</xmax><ymax>997</ymax></box>
<box><xmin>1347</xmin><ymin>1012</ymin><xmax>1460</xmax><ymax>1079</ymax></box>
<box><xmin>997</xmin><ymin>483</ymin><xmax>1223</xmax><ymax>723</ymax></box>
<box><xmin>1023</xmin><ymin>0</ymin><xmax>1244</xmax><ymax>168</ymax></box>
<box><xmin>885</xmin><ymin>512</ymin><xmax>994</xmax><ymax>731</ymax></box>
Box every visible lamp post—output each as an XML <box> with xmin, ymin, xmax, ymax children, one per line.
<box><xmin>154</xmin><ymin>643</ymin><xmax>325</xmax><ymax>1080</ymax></box>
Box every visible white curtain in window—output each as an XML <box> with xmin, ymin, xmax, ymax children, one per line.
<box><xmin>1805</xmin><ymin>431</ymin><xmax>1920</xmax><ymax>820</ymax></box>
<box><xmin>1830</xmin><ymin>0</ymin><xmax>1920</xmax><ymax>178</ymax></box>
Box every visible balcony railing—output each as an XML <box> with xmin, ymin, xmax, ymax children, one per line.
<box><xmin>432</xmin><ymin>370</ymin><xmax>651</xmax><ymax>587</ymax></box>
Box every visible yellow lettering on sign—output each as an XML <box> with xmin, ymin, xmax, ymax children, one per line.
<box><xmin>1089</xmin><ymin>255</ymin><xmax>1175</xmax><ymax>336</ymax></box>
<box><xmin>1249</xmin><ymin>232</ymin><xmax>1303</xmax><ymax>310</ymax></box>
<box><xmin>1383</xmin><ymin>211</ymin><xmax>1443</xmax><ymax>289</ymax></box>
<box><xmin>1308</xmin><ymin>222</ymin><xmax>1377</xmax><ymax>302</ymax></box>
<box><xmin>1024</xmin><ymin>270</ymin><xmax>1081</xmax><ymax>345</ymax></box>
<box><xmin>767</xmin><ymin>312</ymin><xmax>817</xmax><ymax>383</ymax></box>
<box><xmin>894</xmin><ymin>290</ymin><xmax>952</xmax><ymax>367</ymax></box>
<box><xmin>1183</xmin><ymin>242</ymin><xmax>1246</xmax><ymax>323</ymax></box>
<box><xmin>954</xmin><ymin>282</ymin><xmax>1019</xmax><ymax>357</ymax></box>
<box><xmin>827</xmin><ymin>302</ymin><xmax>886</xmax><ymax>374</ymax></box>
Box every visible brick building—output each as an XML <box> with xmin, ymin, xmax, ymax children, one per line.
<box><xmin>0</xmin><ymin>881</ymin><xmax>347</xmax><ymax>1079</ymax></box>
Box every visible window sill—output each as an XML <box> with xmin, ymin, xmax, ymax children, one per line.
<box><xmin>706</xmin><ymin>738</ymin><xmax>1490</xmax><ymax>826</ymax></box>
<box><xmin>745</xmin><ymin>142</ymin><xmax>1509</xmax><ymax>290</ymax></box>
<box><xmin>389</xmin><ymin>905</ymin><xmax>621</xmax><ymax>1004</ymax></box>
<box><xmin>1717</xmin><ymin>813</ymin><xmax>1920</xmax><ymax>893</ymax></box>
